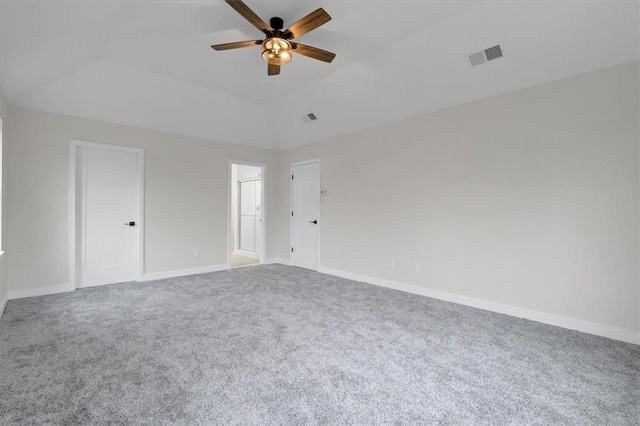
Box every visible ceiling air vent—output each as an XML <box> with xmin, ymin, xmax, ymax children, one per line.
<box><xmin>303</xmin><ymin>113</ymin><xmax>318</xmax><ymax>123</ymax></box>
<box><xmin>469</xmin><ymin>44</ymin><xmax>503</xmax><ymax>67</ymax></box>
<box><xmin>484</xmin><ymin>45</ymin><xmax>503</xmax><ymax>61</ymax></box>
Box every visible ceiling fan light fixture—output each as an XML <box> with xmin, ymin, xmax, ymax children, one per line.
<box><xmin>211</xmin><ymin>1</ymin><xmax>335</xmax><ymax>75</ymax></box>
<box><xmin>262</xmin><ymin>37</ymin><xmax>292</xmax><ymax>65</ymax></box>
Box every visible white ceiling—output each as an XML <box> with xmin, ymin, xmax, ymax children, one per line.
<box><xmin>1</xmin><ymin>0</ymin><xmax>638</xmax><ymax>150</ymax></box>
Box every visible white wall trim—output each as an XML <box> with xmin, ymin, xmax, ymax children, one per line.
<box><xmin>139</xmin><ymin>264</ymin><xmax>230</xmax><ymax>282</ymax></box>
<box><xmin>318</xmin><ymin>266</ymin><xmax>640</xmax><ymax>345</ymax></box>
<box><xmin>8</xmin><ymin>283</ymin><xmax>75</xmax><ymax>300</ymax></box>
<box><xmin>7</xmin><ymin>264</ymin><xmax>230</xmax><ymax>298</ymax></box>
<box><xmin>265</xmin><ymin>257</ymin><xmax>292</xmax><ymax>266</ymax></box>
<box><xmin>69</xmin><ymin>140</ymin><xmax>145</xmax><ymax>289</ymax></box>
<box><xmin>0</xmin><ymin>250</ymin><xmax>6</xmax><ymax>316</ymax></box>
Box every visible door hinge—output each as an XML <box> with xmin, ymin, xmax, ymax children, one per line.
<box><xmin>291</xmin><ymin>211</ymin><xmax>294</xmax><ymax>216</ymax></box>
<box><xmin>291</xmin><ymin>174</ymin><xmax>294</xmax><ymax>180</ymax></box>
<box><xmin>291</xmin><ymin>247</ymin><xmax>294</xmax><ymax>253</ymax></box>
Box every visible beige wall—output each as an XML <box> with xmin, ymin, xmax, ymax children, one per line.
<box><xmin>277</xmin><ymin>61</ymin><xmax>640</xmax><ymax>333</ymax></box>
<box><xmin>0</xmin><ymin>94</ymin><xmax>6</xmax><ymax>124</ymax></box>
<box><xmin>0</xmin><ymin>94</ymin><xmax>7</xmax><ymax>308</ymax></box>
<box><xmin>4</xmin><ymin>105</ymin><xmax>278</xmax><ymax>292</ymax></box>
<box><xmin>0</xmin><ymin>93</ymin><xmax>6</xmax><ymax>252</ymax></box>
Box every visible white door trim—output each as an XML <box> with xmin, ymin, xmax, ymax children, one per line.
<box><xmin>69</xmin><ymin>140</ymin><xmax>145</xmax><ymax>289</ymax></box>
<box><xmin>227</xmin><ymin>160</ymin><xmax>267</xmax><ymax>267</ymax></box>
<box><xmin>290</xmin><ymin>159</ymin><xmax>321</xmax><ymax>271</ymax></box>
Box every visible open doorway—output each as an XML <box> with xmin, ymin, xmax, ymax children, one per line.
<box><xmin>229</xmin><ymin>162</ymin><xmax>265</xmax><ymax>268</ymax></box>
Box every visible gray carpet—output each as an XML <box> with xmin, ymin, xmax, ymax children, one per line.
<box><xmin>0</xmin><ymin>265</ymin><xmax>638</xmax><ymax>425</ymax></box>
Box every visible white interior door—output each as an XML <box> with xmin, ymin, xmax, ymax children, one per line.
<box><xmin>76</xmin><ymin>145</ymin><xmax>141</xmax><ymax>287</ymax></box>
<box><xmin>239</xmin><ymin>178</ymin><xmax>261</xmax><ymax>253</ymax></box>
<box><xmin>291</xmin><ymin>161</ymin><xmax>320</xmax><ymax>270</ymax></box>
<box><xmin>254</xmin><ymin>180</ymin><xmax>262</xmax><ymax>254</ymax></box>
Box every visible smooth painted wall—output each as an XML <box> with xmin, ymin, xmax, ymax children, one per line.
<box><xmin>277</xmin><ymin>61</ymin><xmax>640</xmax><ymax>333</ymax></box>
<box><xmin>4</xmin><ymin>105</ymin><xmax>278</xmax><ymax>292</ymax></box>
<box><xmin>0</xmin><ymin>94</ymin><xmax>7</xmax><ymax>310</ymax></box>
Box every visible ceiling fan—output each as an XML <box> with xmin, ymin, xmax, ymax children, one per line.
<box><xmin>211</xmin><ymin>0</ymin><xmax>336</xmax><ymax>76</ymax></box>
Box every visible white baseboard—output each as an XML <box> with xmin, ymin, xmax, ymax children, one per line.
<box><xmin>139</xmin><ymin>264</ymin><xmax>230</xmax><ymax>282</ymax></box>
<box><xmin>235</xmin><ymin>249</ymin><xmax>260</xmax><ymax>260</ymax></box>
<box><xmin>265</xmin><ymin>258</ymin><xmax>292</xmax><ymax>266</ymax></box>
<box><xmin>6</xmin><ymin>265</ymin><xmax>231</xmax><ymax>298</ymax></box>
<box><xmin>8</xmin><ymin>283</ymin><xmax>75</xmax><ymax>300</ymax></box>
<box><xmin>318</xmin><ymin>266</ymin><xmax>640</xmax><ymax>345</ymax></box>
<box><xmin>0</xmin><ymin>251</ymin><xmax>6</xmax><ymax>315</ymax></box>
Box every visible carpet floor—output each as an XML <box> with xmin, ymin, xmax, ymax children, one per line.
<box><xmin>0</xmin><ymin>265</ymin><xmax>638</xmax><ymax>425</ymax></box>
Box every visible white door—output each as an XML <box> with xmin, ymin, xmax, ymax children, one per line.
<box><xmin>239</xmin><ymin>178</ymin><xmax>261</xmax><ymax>253</ymax></box>
<box><xmin>291</xmin><ymin>161</ymin><xmax>320</xmax><ymax>270</ymax></box>
<box><xmin>254</xmin><ymin>180</ymin><xmax>262</xmax><ymax>255</ymax></box>
<box><xmin>76</xmin><ymin>145</ymin><xmax>142</xmax><ymax>287</ymax></box>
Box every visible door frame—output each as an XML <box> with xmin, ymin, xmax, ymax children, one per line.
<box><xmin>69</xmin><ymin>140</ymin><xmax>145</xmax><ymax>289</ymax></box>
<box><xmin>290</xmin><ymin>159</ymin><xmax>321</xmax><ymax>271</ymax></box>
<box><xmin>227</xmin><ymin>160</ymin><xmax>267</xmax><ymax>267</ymax></box>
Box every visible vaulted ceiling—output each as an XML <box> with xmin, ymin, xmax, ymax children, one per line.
<box><xmin>1</xmin><ymin>1</ymin><xmax>638</xmax><ymax>150</ymax></box>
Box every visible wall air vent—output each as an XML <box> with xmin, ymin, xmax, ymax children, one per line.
<box><xmin>469</xmin><ymin>44</ymin><xmax>503</xmax><ymax>67</ymax></box>
<box><xmin>303</xmin><ymin>113</ymin><xmax>318</xmax><ymax>123</ymax></box>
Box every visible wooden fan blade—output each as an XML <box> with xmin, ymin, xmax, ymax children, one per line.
<box><xmin>268</xmin><ymin>63</ymin><xmax>281</xmax><ymax>76</ymax></box>
<box><xmin>211</xmin><ymin>40</ymin><xmax>262</xmax><ymax>51</ymax></box>
<box><xmin>284</xmin><ymin>8</ymin><xmax>331</xmax><ymax>39</ymax></box>
<box><xmin>291</xmin><ymin>43</ymin><xmax>336</xmax><ymax>63</ymax></box>
<box><xmin>225</xmin><ymin>0</ymin><xmax>271</xmax><ymax>35</ymax></box>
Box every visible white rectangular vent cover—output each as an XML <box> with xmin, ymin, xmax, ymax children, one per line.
<box><xmin>469</xmin><ymin>44</ymin><xmax>503</xmax><ymax>67</ymax></box>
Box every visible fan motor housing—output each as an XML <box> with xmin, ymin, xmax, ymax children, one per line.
<box><xmin>270</xmin><ymin>17</ymin><xmax>284</xmax><ymax>30</ymax></box>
